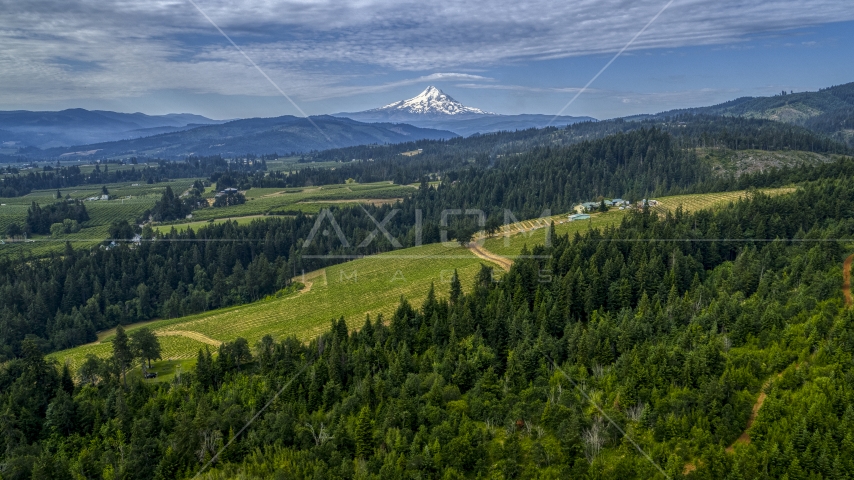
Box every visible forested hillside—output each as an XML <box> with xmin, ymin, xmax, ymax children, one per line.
<box><xmin>305</xmin><ymin>114</ymin><xmax>849</xmax><ymax>166</ymax></box>
<box><xmin>393</xmin><ymin>126</ymin><xmax>852</xmax><ymax>231</ymax></box>
<box><xmin>0</xmin><ymin>209</ymin><xmax>409</xmax><ymax>358</ymax></box>
<box><xmin>3</xmin><ymin>176</ymin><xmax>854</xmax><ymax>478</ymax></box>
<box><xmin>3</xmin><ymin>126</ymin><xmax>853</xmax><ymax>359</ymax></box>
<box><xmin>228</xmin><ymin>121</ymin><xmax>850</xmax><ymax>212</ymax></box>
<box><xmin>229</xmin><ymin>128</ymin><xmax>715</xmax><ymax>204</ymax></box>
<box><xmin>3</xmin><ymin>0</ymin><xmax>853</xmax><ymax>476</ymax></box>
<box><xmin>642</xmin><ymin>82</ymin><xmax>854</xmax><ymax>147</ymax></box>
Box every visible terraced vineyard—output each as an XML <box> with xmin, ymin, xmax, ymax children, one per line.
<box><xmin>84</xmin><ymin>197</ymin><xmax>159</xmax><ymax>226</ymax></box>
<box><xmin>0</xmin><ymin>197</ymin><xmax>156</xmax><ymax>256</ymax></box>
<box><xmin>1</xmin><ymin>180</ymin><xmax>409</xmax><ymax>251</ymax></box>
<box><xmin>0</xmin><ymin>179</ymin><xmax>198</xmax><ymax>256</ymax></box>
<box><xmin>482</xmin><ymin>187</ymin><xmax>797</xmax><ymax>258</ymax></box>
<box><xmin>264</xmin><ymin>157</ymin><xmax>340</xmax><ymax>172</ymax></box>
<box><xmin>151</xmin><ymin>215</ymin><xmax>290</xmax><ymax>234</ymax></box>
<box><xmin>56</xmin><ymin>334</ymin><xmax>213</xmax><ymax>368</ymax></box>
<box><xmin>0</xmin><ymin>203</ymin><xmax>30</xmax><ymax>235</ymax></box>
<box><xmin>648</xmin><ymin>188</ymin><xmax>796</xmax><ymax>215</ymax></box>
<box><xmin>51</xmin><ymin>242</ymin><xmax>488</xmax><ymax>370</ymax></box>
<box><xmin>185</xmin><ymin>181</ymin><xmax>412</xmax><ymax>221</ymax></box>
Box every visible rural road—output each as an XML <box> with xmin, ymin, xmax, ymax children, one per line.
<box><xmin>157</xmin><ymin>330</ymin><xmax>222</xmax><ymax>347</ymax></box>
<box><xmin>468</xmin><ymin>243</ymin><xmax>513</xmax><ymax>271</ymax></box>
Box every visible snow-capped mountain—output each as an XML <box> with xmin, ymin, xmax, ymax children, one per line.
<box><xmin>334</xmin><ymin>86</ymin><xmax>595</xmax><ymax>136</ymax></box>
<box><xmin>371</xmin><ymin>86</ymin><xmax>493</xmax><ymax>117</ymax></box>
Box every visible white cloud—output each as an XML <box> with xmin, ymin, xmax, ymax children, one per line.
<box><xmin>0</xmin><ymin>0</ymin><xmax>851</xmax><ymax>109</ymax></box>
<box><xmin>615</xmin><ymin>88</ymin><xmax>741</xmax><ymax>105</ymax></box>
<box><xmin>299</xmin><ymin>73</ymin><xmax>495</xmax><ymax>101</ymax></box>
<box><xmin>454</xmin><ymin>83</ymin><xmax>604</xmax><ymax>94</ymax></box>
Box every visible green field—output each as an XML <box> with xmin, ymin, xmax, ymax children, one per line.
<box><xmin>263</xmin><ymin>156</ymin><xmax>342</xmax><ymax>172</ymax></box>
<box><xmin>186</xmin><ymin>181</ymin><xmax>411</xmax><ymax>221</ymax></box>
<box><xmin>482</xmin><ymin>187</ymin><xmax>797</xmax><ymax>257</ymax></box>
<box><xmin>0</xmin><ymin>179</ymin><xmax>411</xmax><ymax>255</ymax></box>
<box><xmin>50</xmin><ymin>242</ymin><xmax>490</xmax><ymax>370</ymax></box>
<box><xmin>151</xmin><ymin>215</ymin><xmax>291</xmax><ymax>234</ymax></box>
<box><xmin>0</xmin><ymin>179</ymin><xmax>203</xmax><ymax>256</ymax></box>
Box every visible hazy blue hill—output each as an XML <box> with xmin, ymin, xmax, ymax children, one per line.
<box><xmin>34</xmin><ymin>115</ymin><xmax>459</xmax><ymax>159</ymax></box>
<box><xmin>347</xmin><ymin>113</ymin><xmax>597</xmax><ymax>137</ymax></box>
<box><xmin>0</xmin><ymin>108</ymin><xmax>225</xmax><ymax>148</ymax></box>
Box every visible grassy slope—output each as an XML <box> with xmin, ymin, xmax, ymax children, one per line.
<box><xmin>51</xmin><ymin>242</ymin><xmax>486</xmax><ymax>369</ymax></box>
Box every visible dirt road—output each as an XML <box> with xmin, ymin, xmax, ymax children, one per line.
<box><xmin>157</xmin><ymin>330</ymin><xmax>222</xmax><ymax>347</ymax></box>
<box><xmin>468</xmin><ymin>243</ymin><xmax>513</xmax><ymax>271</ymax></box>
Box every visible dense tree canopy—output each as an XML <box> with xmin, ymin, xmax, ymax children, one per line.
<box><xmin>25</xmin><ymin>200</ymin><xmax>89</xmax><ymax>235</ymax></box>
<box><xmin>2</xmin><ymin>176</ymin><xmax>854</xmax><ymax>478</ymax></box>
<box><xmin>2</xmin><ymin>118</ymin><xmax>854</xmax><ymax>478</ymax></box>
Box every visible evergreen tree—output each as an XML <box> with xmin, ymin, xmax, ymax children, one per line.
<box><xmin>129</xmin><ymin>328</ymin><xmax>161</xmax><ymax>369</ymax></box>
<box><xmin>112</xmin><ymin>325</ymin><xmax>133</xmax><ymax>385</ymax></box>
<box><xmin>355</xmin><ymin>407</ymin><xmax>373</xmax><ymax>458</ymax></box>
<box><xmin>450</xmin><ymin>269</ymin><xmax>462</xmax><ymax>304</ymax></box>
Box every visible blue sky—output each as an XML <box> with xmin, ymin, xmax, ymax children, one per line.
<box><xmin>1</xmin><ymin>0</ymin><xmax>853</xmax><ymax>120</ymax></box>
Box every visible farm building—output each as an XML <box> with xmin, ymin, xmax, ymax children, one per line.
<box><xmin>216</xmin><ymin>187</ymin><xmax>240</xmax><ymax>198</ymax></box>
<box><xmin>568</xmin><ymin>213</ymin><xmax>591</xmax><ymax>221</ymax></box>
<box><xmin>573</xmin><ymin>202</ymin><xmax>600</xmax><ymax>212</ymax></box>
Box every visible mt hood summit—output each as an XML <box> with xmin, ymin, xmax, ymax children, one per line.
<box><xmin>335</xmin><ymin>86</ymin><xmax>595</xmax><ymax>136</ymax></box>
<box><xmin>372</xmin><ymin>86</ymin><xmax>492</xmax><ymax>117</ymax></box>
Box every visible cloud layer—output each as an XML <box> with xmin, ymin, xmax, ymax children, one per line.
<box><xmin>1</xmin><ymin>0</ymin><xmax>852</xmax><ymax>111</ymax></box>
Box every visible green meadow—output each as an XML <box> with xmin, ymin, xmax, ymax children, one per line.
<box><xmin>51</xmin><ymin>242</ymin><xmax>490</xmax><ymax>370</ymax></box>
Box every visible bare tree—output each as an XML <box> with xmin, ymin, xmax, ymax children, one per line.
<box><xmin>547</xmin><ymin>384</ymin><xmax>563</xmax><ymax>405</ymax></box>
<box><xmin>627</xmin><ymin>402</ymin><xmax>646</xmax><ymax>422</ymax></box>
<box><xmin>196</xmin><ymin>430</ymin><xmax>223</xmax><ymax>464</ymax></box>
<box><xmin>582</xmin><ymin>416</ymin><xmax>606</xmax><ymax>464</ymax></box>
<box><xmin>305</xmin><ymin>422</ymin><xmax>334</xmax><ymax>446</ymax></box>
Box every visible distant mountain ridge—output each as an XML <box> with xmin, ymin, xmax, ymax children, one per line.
<box><xmin>7</xmin><ymin>82</ymin><xmax>853</xmax><ymax>160</ymax></box>
<box><xmin>335</xmin><ymin>86</ymin><xmax>595</xmax><ymax>136</ymax></box>
<box><xmin>30</xmin><ymin>115</ymin><xmax>458</xmax><ymax>160</ymax></box>
<box><xmin>634</xmin><ymin>82</ymin><xmax>854</xmax><ymax>146</ymax></box>
<box><xmin>0</xmin><ymin>109</ymin><xmax>225</xmax><ymax>149</ymax></box>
